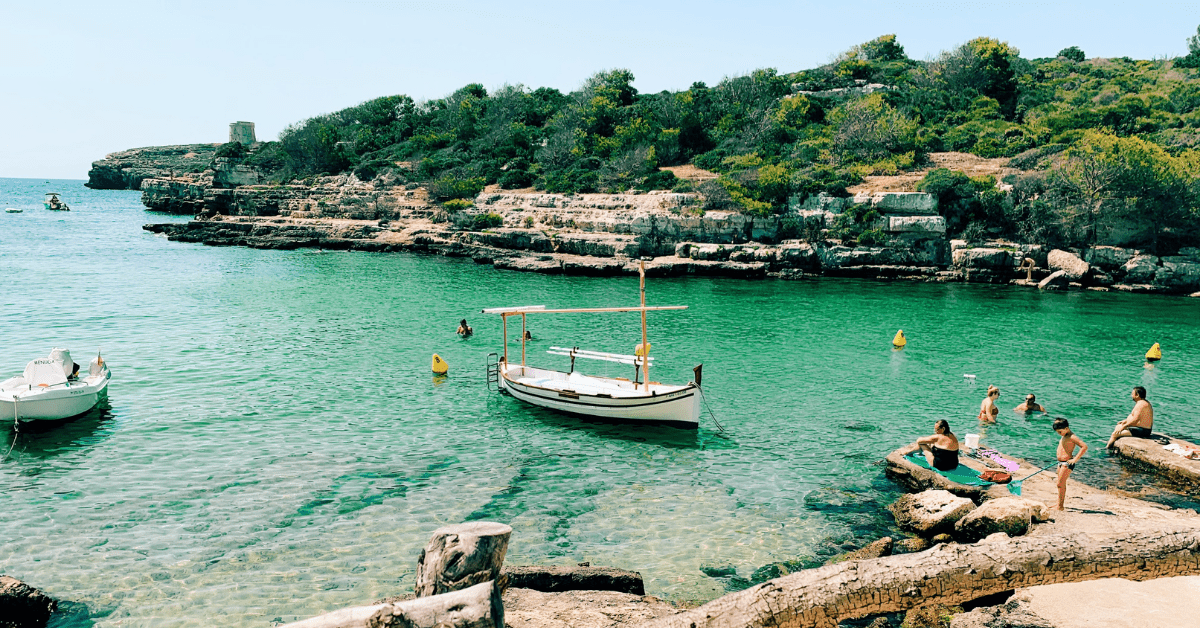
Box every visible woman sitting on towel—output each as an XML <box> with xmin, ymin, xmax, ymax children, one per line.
<box><xmin>917</xmin><ymin>420</ymin><xmax>960</xmax><ymax>471</ymax></box>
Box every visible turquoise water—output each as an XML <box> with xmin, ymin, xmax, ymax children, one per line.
<box><xmin>1</xmin><ymin>178</ymin><xmax>1198</xmax><ymax>627</ymax></box>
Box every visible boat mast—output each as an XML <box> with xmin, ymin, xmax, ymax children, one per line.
<box><xmin>521</xmin><ymin>313</ymin><xmax>527</xmax><ymax>366</ymax></box>
<box><xmin>502</xmin><ymin>315</ymin><xmax>508</xmax><ymax>363</ymax></box>
<box><xmin>640</xmin><ymin>261</ymin><xmax>649</xmax><ymax>392</ymax></box>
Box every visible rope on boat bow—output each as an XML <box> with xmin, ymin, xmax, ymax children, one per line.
<box><xmin>695</xmin><ymin>384</ymin><xmax>726</xmax><ymax>433</ymax></box>
<box><xmin>1</xmin><ymin>397</ymin><xmax>19</xmax><ymax>463</ymax></box>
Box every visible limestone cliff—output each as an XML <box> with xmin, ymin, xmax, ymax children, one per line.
<box><xmin>86</xmin><ymin>144</ymin><xmax>220</xmax><ymax>190</ymax></box>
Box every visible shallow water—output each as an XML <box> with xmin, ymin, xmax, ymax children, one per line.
<box><xmin>1</xmin><ymin>178</ymin><xmax>1198</xmax><ymax>627</ymax></box>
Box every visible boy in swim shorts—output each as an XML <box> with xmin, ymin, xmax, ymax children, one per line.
<box><xmin>1052</xmin><ymin>418</ymin><xmax>1088</xmax><ymax>511</ymax></box>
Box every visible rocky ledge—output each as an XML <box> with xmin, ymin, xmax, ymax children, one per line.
<box><xmin>86</xmin><ymin>144</ymin><xmax>219</xmax><ymax>190</ymax></box>
<box><xmin>1112</xmin><ymin>433</ymin><xmax>1200</xmax><ymax>489</ymax></box>
<box><xmin>136</xmin><ymin>174</ymin><xmax>1200</xmax><ymax>294</ymax></box>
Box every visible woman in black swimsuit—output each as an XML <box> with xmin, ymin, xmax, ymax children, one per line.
<box><xmin>917</xmin><ymin>419</ymin><xmax>960</xmax><ymax>471</ymax></box>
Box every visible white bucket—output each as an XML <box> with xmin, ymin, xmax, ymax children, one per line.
<box><xmin>965</xmin><ymin>433</ymin><xmax>980</xmax><ymax>449</ymax></box>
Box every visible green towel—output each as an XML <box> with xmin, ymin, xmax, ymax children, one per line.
<box><xmin>905</xmin><ymin>452</ymin><xmax>993</xmax><ymax>487</ymax></box>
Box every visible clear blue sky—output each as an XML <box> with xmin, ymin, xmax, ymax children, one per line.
<box><xmin>2</xmin><ymin>0</ymin><xmax>1198</xmax><ymax>179</ymax></box>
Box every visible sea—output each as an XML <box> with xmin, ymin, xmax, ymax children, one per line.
<box><xmin>1</xmin><ymin>177</ymin><xmax>1198</xmax><ymax>627</ymax></box>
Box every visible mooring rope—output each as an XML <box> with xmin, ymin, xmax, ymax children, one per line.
<box><xmin>1</xmin><ymin>418</ymin><xmax>18</xmax><ymax>463</ymax></box>
<box><xmin>695</xmin><ymin>384</ymin><xmax>727</xmax><ymax>434</ymax></box>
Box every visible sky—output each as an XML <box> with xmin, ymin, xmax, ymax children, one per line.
<box><xmin>2</xmin><ymin>0</ymin><xmax>1199</xmax><ymax>179</ymax></box>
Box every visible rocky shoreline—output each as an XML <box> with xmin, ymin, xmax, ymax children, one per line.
<box><xmin>137</xmin><ymin>173</ymin><xmax>1200</xmax><ymax>295</ymax></box>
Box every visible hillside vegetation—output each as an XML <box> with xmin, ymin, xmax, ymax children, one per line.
<box><xmin>234</xmin><ymin>31</ymin><xmax>1200</xmax><ymax>252</ymax></box>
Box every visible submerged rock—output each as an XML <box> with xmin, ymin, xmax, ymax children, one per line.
<box><xmin>0</xmin><ymin>576</ymin><xmax>57</xmax><ymax>628</ymax></box>
<box><xmin>502</xmin><ymin>565</ymin><xmax>644</xmax><ymax>595</ymax></box>
<box><xmin>888</xmin><ymin>490</ymin><xmax>976</xmax><ymax>536</ymax></box>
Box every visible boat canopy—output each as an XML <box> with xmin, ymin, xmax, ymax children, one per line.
<box><xmin>23</xmin><ymin>358</ymin><xmax>68</xmax><ymax>387</ymax></box>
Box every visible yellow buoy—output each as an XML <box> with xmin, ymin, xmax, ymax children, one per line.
<box><xmin>432</xmin><ymin>353</ymin><xmax>449</xmax><ymax>374</ymax></box>
<box><xmin>892</xmin><ymin>330</ymin><xmax>906</xmax><ymax>348</ymax></box>
<box><xmin>1145</xmin><ymin>343</ymin><xmax>1162</xmax><ymax>361</ymax></box>
<box><xmin>635</xmin><ymin>343</ymin><xmax>651</xmax><ymax>357</ymax></box>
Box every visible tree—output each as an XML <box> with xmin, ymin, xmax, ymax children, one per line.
<box><xmin>861</xmin><ymin>34</ymin><xmax>907</xmax><ymax>62</ymax></box>
<box><xmin>1176</xmin><ymin>25</ymin><xmax>1200</xmax><ymax>68</ymax></box>
<box><xmin>1057</xmin><ymin>46</ymin><xmax>1086</xmax><ymax>62</ymax></box>
<box><xmin>829</xmin><ymin>94</ymin><xmax>917</xmax><ymax>163</ymax></box>
<box><xmin>1050</xmin><ymin>130</ymin><xmax>1198</xmax><ymax>250</ymax></box>
<box><xmin>937</xmin><ymin>37</ymin><xmax>1021</xmax><ymax>119</ymax></box>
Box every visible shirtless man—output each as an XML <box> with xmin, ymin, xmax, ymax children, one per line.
<box><xmin>457</xmin><ymin>319</ymin><xmax>473</xmax><ymax>337</ymax></box>
<box><xmin>1106</xmin><ymin>386</ymin><xmax>1154</xmax><ymax>448</ymax></box>
<box><xmin>1015</xmin><ymin>394</ymin><xmax>1045</xmax><ymax>413</ymax></box>
<box><xmin>1052</xmin><ymin>418</ymin><xmax>1088</xmax><ymax>511</ymax></box>
<box><xmin>978</xmin><ymin>386</ymin><xmax>1000</xmax><ymax>423</ymax></box>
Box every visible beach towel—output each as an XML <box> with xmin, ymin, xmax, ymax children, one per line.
<box><xmin>976</xmin><ymin>448</ymin><xmax>1020</xmax><ymax>473</ymax></box>
<box><xmin>905</xmin><ymin>452</ymin><xmax>994</xmax><ymax>486</ymax></box>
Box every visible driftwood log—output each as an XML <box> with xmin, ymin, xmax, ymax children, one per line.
<box><xmin>639</xmin><ymin>526</ymin><xmax>1200</xmax><ymax>628</ymax></box>
<box><xmin>415</xmin><ymin>522</ymin><xmax>513</xmax><ymax>597</ymax></box>
<box><xmin>283</xmin><ymin>581</ymin><xmax>502</xmax><ymax>628</ymax></box>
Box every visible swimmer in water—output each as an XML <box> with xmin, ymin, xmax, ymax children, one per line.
<box><xmin>978</xmin><ymin>385</ymin><xmax>999</xmax><ymax>423</ymax></box>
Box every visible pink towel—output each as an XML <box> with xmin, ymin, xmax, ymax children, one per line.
<box><xmin>978</xmin><ymin>448</ymin><xmax>1020</xmax><ymax>473</ymax></box>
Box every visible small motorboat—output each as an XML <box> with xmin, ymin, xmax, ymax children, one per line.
<box><xmin>0</xmin><ymin>349</ymin><xmax>111</xmax><ymax>422</ymax></box>
<box><xmin>44</xmin><ymin>193</ymin><xmax>70</xmax><ymax>211</ymax></box>
<box><xmin>5</xmin><ymin>208</ymin><xmax>22</xmax><ymax>213</ymax></box>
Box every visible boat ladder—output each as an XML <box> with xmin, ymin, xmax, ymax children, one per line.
<box><xmin>485</xmin><ymin>353</ymin><xmax>500</xmax><ymax>391</ymax></box>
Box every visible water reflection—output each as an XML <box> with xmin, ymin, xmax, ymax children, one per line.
<box><xmin>2</xmin><ymin>402</ymin><xmax>115</xmax><ymax>461</ymax></box>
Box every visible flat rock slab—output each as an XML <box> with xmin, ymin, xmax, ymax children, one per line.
<box><xmin>1015</xmin><ymin>576</ymin><xmax>1200</xmax><ymax>628</ymax></box>
<box><xmin>502</xmin><ymin>588</ymin><xmax>679</xmax><ymax>628</ymax></box>
<box><xmin>884</xmin><ymin>444</ymin><xmax>1007</xmax><ymax>500</ymax></box>
<box><xmin>1113</xmin><ymin>434</ymin><xmax>1200</xmax><ymax>490</ymax></box>
<box><xmin>502</xmin><ymin>566</ymin><xmax>645</xmax><ymax>595</ymax></box>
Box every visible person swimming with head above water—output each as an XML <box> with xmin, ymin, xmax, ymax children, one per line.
<box><xmin>1015</xmin><ymin>393</ymin><xmax>1045</xmax><ymax>413</ymax></box>
<box><xmin>457</xmin><ymin>319</ymin><xmax>473</xmax><ymax>337</ymax></box>
<box><xmin>917</xmin><ymin>419</ymin><xmax>960</xmax><ymax>471</ymax></box>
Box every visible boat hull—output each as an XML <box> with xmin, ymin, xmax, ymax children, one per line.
<box><xmin>500</xmin><ymin>364</ymin><xmax>700</xmax><ymax>428</ymax></box>
<box><xmin>0</xmin><ymin>377</ymin><xmax>109</xmax><ymax>422</ymax></box>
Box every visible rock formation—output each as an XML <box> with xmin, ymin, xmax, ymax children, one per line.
<box><xmin>86</xmin><ymin>144</ymin><xmax>219</xmax><ymax>190</ymax></box>
<box><xmin>888</xmin><ymin>491</ymin><xmax>976</xmax><ymax>536</ymax></box>
<box><xmin>0</xmin><ymin>576</ymin><xmax>57</xmax><ymax>628</ymax></box>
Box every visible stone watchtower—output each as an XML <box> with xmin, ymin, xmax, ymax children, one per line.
<box><xmin>229</xmin><ymin>121</ymin><xmax>256</xmax><ymax>145</ymax></box>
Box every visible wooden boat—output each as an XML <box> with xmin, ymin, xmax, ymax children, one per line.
<box><xmin>483</xmin><ymin>262</ymin><xmax>701</xmax><ymax>428</ymax></box>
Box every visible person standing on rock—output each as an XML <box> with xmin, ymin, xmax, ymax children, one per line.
<box><xmin>978</xmin><ymin>386</ymin><xmax>1000</xmax><ymax>423</ymax></box>
<box><xmin>1106</xmin><ymin>386</ymin><xmax>1154</xmax><ymax>448</ymax></box>
<box><xmin>1052</xmin><ymin>418</ymin><xmax>1088</xmax><ymax>511</ymax></box>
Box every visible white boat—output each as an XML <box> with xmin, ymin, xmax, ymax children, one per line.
<box><xmin>5</xmin><ymin>208</ymin><xmax>22</xmax><ymax>213</ymax></box>
<box><xmin>44</xmin><ymin>193</ymin><xmax>70</xmax><ymax>211</ymax></box>
<box><xmin>483</xmin><ymin>262</ymin><xmax>702</xmax><ymax>428</ymax></box>
<box><xmin>0</xmin><ymin>349</ymin><xmax>111</xmax><ymax>422</ymax></box>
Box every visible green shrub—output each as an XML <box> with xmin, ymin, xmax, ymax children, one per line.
<box><xmin>637</xmin><ymin>169</ymin><xmax>679</xmax><ymax>191</ymax></box>
<box><xmin>443</xmin><ymin>198</ymin><xmax>474</xmax><ymax>210</ymax></box>
<box><xmin>429</xmin><ymin>175</ymin><xmax>485</xmax><ymax>201</ymax></box>
<box><xmin>1057</xmin><ymin>46</ymin><xmax>1085</xmax><ymax>62</ymax></box>
<box><xmin>472</xmin><ymin>213</ymin><xmax>504</xmax><ymax>229</ymax></box>
<box><xmin>214</xmin><ymin>141</ymin><xmax>248</xmax><ymax>163</ymax></box>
